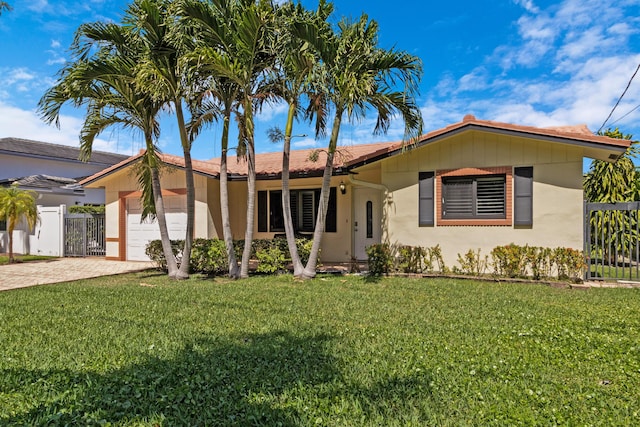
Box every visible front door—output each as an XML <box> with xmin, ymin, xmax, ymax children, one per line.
<box><xmin>353</xmin><ymin>187</ymin><xmax>381</xmax><ymax>260</ymax></box>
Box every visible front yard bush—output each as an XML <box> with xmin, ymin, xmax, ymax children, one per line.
<box><xmin>489</xmin><ymin>244</ymin><xmax>584</xmax><ymax>281</ymax></box>
<box><xmin>146</xmin><ymin>236</ymin><xmax>317</xmax><ymax>276</ymax></box>
<box><xmin>366</xmin><ymin>243</ymin><xmax>393</xmax><ymax>275</ymax></box>
<box><xmin>190</xmin><ymin>238</ymin><xmax>228</xmax><ymax>275</ymax></box>
<box><xmin>145</xmin><ymin>239</ymin><xmax>183</xmax><ymax>271</ymax></box>
<box><xmin>256</xmin><ymin>245</ymin><xmax>287</xmax><ymax>274</ymax></box>
<box><xmin>491</xmin><ymin>244</ymin><xmax>529</xmax><ymax>278</ymax></box>
<box><xmin>454</xmin><ymin>248</ymin><xmax>489</xmax><ymax>276</ymax></box>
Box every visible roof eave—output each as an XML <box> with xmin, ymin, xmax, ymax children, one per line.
<box><xmin>347</xmin><ymin>122</ymin><xmax>630</xmax><ymax>170</ymax></box>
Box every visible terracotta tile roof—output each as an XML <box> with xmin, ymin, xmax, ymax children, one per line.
<box><xmin>422</xmin><ymin>114</ymin><xmax>631</xmax><ymax>147</ymax></box>
<box><xmin>219</xmin><ymin>142</ymin><xmax>397</xmax><ymax>177</ymax></box>
<box><xmin>81</xmin><ymin>115</ymin><xmax>631</xmax><ymax>185</ymax></box>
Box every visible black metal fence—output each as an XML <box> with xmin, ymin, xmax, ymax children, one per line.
<box><xmin>64</xmin><ymin>214</ymin><xmax>106</xmax><ymax>257</ymax></box>
<box><xmin>584</xmin><ymin>202</ymin><xmax>640</xmax><ymax>280</ymax></box>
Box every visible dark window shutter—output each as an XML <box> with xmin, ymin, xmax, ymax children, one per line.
<box><xmin>257</xmin><ymin>190</ymin><xmax>268</xmax><ymax>232</ymax></box>
<box><xmin>514</xmin><ymin>166</ymin><xmax>533</xmax><ymax>226</ymax></box>
<box><xmin>419</xmin><ymin>172</ymin><xmax>435</xmax><ymax>226</ymax></box>
<box><xmin>325</xmin><ymin>187</ymin><xmax>337</xmax><ymax>232</ymax></box>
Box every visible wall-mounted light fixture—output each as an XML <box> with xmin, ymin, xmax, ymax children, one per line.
<box><xmin>339</xmin><ymin>180</ymin><xmax>346</xmax><ymax>195</ymax></box>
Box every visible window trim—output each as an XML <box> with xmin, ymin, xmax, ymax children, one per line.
<box><xmin>436</xmin><ymin>166</ymin><xmax>513</xmax><ymax>226</ymax></box>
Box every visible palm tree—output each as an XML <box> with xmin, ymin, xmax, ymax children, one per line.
<box><xmin>38</xmin><ymin>21</ymin><xmax>181</xmax><ymax>278</ymax></box>
<box><xmin>0</xmin><ymin>184</ymin><xmax>38</xmax><ymax>263</ymax></box>
<box><xmin>584</xmin><ymin>128</ymin><xmax>637</xmax><ymax>202</ymax></box>
<box><xmin>266</xmin><ymin>0</ymin><xmax>332</xmax><ymax>276</ymax></box>
<box><xmin>188</xmin><ymin>79</ymin><xmax>243</xmax><ymax>277</ymax></box>
<box><xmin>178</xmin><ymin>0</ymin><xmax>277</xmax><ymax>278</ymax></box>
<box><xmin>295</xmin><ymin>14</ymin><xmax>424</xmax><ymax>279</ymax></box>
<box><xmin>584</xmin><ymin>128</ymin><xmax>638</xmax><ymax>265</ymax></box>
<box><xmin>176</xmin><ymin>0</ymin><xmax>245</xmax><ymax>278</ymax></box>
<box><xmin>128</xmin><ymin>0</ymin><xmax>197</xmax><ymax>279</ymax></box>
<box><xmin>0</xmin><ymin>2</ymin><xmax>12</xmax><ymax>16</ymax></box>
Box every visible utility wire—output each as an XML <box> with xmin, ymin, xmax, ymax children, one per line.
<box><xmin>608</xmin><ymin>103</ymin><xmax>640</xmax><ymax>127</ymax></box>
<box><xmin>598</xmin><ymin>62</ymin><xmax>640</xmax><ymax>134</ymax></box>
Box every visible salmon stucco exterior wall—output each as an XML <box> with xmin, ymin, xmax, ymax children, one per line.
<box><xmin>101</xmin><ymin>166</ymin><xmax>216</xmax><ymax>260</ymax></box>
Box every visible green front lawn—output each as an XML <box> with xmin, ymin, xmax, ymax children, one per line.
<box><xmin>1</xmin><ymin>273</ymin><xmax>639</xmax><ymax>425</ymax></box>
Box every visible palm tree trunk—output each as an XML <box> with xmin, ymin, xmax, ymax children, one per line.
<box><xmin>240</xmin><ymin>106</ymin><xmax>256</xmax><ymax>278</ymax></box>
<box><xmin>150</xmin><ymin>163</ymin><xmax>179</xmax><ymax>278</ymax></box>
<box><xmin>282</xmin><ymin>104</ymin><xmax>304</xmax><ymax>276</ymax></box>
<box><xmin>175</xmin><ymin>101</ymin><xmax>193</xmax><ymax>280</ymax></box>
<box><xmin>220</xmin><ymin>111</ymin><xmax>239</xmax><ymax>278</ymax></box>
<box><xmin>302</xmin><ymin>111</ymin><xmax>342</xmax><ymax>279</ymax></box>
<box><xmin>7</xmin><ymin>221</ymin><xmax>15</xmax><ymax>263</ymax></box>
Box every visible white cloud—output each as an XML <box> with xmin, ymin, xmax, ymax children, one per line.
<box><xmin>0</xmin><ymin>101</ymin><xmax>137</xmax><ymax>155</ymax></box>
<box><xmin>27</xmin><ymin>0</ymin><xmax>49</xmax><ymax>13</ymax></box>
<box><xmin>46</xmin><ymin>56</ymin><xmax>66</xmax><ymax>66</ymax></box>
<box><xmin>425</xmin><ymin>0</ymin><xmax>640</xmax><ymax>141</ymax></box>
<box><xmin>50</xmin><ymin>39</ymin><xmax>61</xmax><ymax>49</ymax></box>
<box><xmin>255</xmin><ymin>101</ymin><xmax>288</xmax><ymax>123</ymax></box>
<box><xmin>513</xmin><ymin>0</ymin><xmax>540</xmax><ymax>14</ymax></box>
<box><xmin>292</xmin><ymin>137</ymin><xmax>320</xmax><ymax>149</ymax></box>
<box><xmin>2</xmin><ymin>68</ymin><xmax>36</xmax><ymax>86</ymax></box>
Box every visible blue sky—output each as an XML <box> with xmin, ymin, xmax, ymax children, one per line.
<box><xmin>1</xmin><ymin>0</ymin><xmax>639</xmax><ymax>163</ymax></box>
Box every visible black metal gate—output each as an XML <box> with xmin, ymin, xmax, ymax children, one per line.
<box><xmin>585</xmin><ymin>202</ymin><xmax>640</xmax><ymax>280</ymax></box>
<box><xmin>64</xmin><ymin>214</ymin><xmax>106</xmax><ymax>257</ymax></box>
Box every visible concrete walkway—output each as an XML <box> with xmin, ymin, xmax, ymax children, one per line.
<box><xmin>0</xmin><ymin>258</ymin><xmax>154</xmax><ymax>291</ymax></box>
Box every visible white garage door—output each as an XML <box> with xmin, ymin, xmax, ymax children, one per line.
<box><xmin>126</xmin><ymin>196</ymin><xmax>187</xmax><ymax>261</ymax></box>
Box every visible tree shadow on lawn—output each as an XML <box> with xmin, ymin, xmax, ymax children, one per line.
<box><xmin>3</xmin><ymin>330</ymin><xmax>437</xmax><ymax>425</ymax></box>
<box><xmin>2</xmin><ymin>331</ymin><xmax>337</xmax><ymax>425</ymax></box>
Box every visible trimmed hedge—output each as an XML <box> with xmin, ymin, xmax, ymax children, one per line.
<box><xmin>145</xmin><ymin>236</ymin><xmax>317</xmax><ymax>276</ymax></box>
<box><xmin>365</xmin><ymin>243</ymin><xmax>585</xmax><ymax>281</ymax></box>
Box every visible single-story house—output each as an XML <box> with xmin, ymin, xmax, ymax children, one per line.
<box><xmin>81</xmin><ymin>115</ymin><xmax>630</xmax><ymax>266</ymax></box>
<box><xmin>0</xmin><ymin>138</ymin><xmax>128</xmax><ymax>256</ymax></box>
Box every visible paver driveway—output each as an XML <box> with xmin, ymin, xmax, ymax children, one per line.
<box><xmin>0</xmin><ymin>258</ymin><xmax>153</xmax><ymax>291</ymax></box>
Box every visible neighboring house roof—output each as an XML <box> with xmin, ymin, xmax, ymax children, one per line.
<box><xmin>0</xmin><ymin>174</ymin><xmax>85</xmax><ymax>196</ymax></box>
<box><xmin>81</xmin><ymin>115</ymin><xmax>632</xmax><ymax>186</ymax></box>
<box><xmin>0</xmin><ymin>137</ymin><xmax>129</xmax><ymax>167</ymax></box>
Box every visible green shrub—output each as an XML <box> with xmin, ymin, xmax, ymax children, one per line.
<box><xmin>366</xmin><ymin>243</ymin><xmax>393</xmax><ymax>276</ymax></box>
<box><xmin>427</xmin><ymin>244</ymin><xmax>447</xmax><ymax>273</ymax></box>
<box><xmin>454</xmin><ymin>249</ymin><xmax>489</xmax><ymax>276</ymax></box>
<box><xmin>256</xmin><ymin>246</ymin><xmax>286</xmax><ymax>274</ymax></box>
<box><xmin>389</xmin><ymin>244</ymin><xmax>446</xmax><ymax>274</ymax></box>
<box><xmin>191</xmin><ymin>238</ymin><xmax>229</xmax><ymax>275</ymax></box>
<box><xmin>68</xmin><ymin>205</ymin><xmax>105</xmax><ymax>215</ymax></box>
<box><xmin>553</xmin><ymin>247</ymin><xmax>585</xmax><ymax>281</ymax></box>
<box><xmin>491</xmin><ymin>244</ymin><xmax>528</xmax><ymax>278</ymax></box>
<box><xmin>525</xmin><ymin>246</ymin><xmax>553</xmax><ymax>280</ymax></box>
<box><xmin>295</xmin><ymin>237</ymin><xmax>315</xmax><ymax>265</ymax></box>
<box><xmin>490</xmin><ymin>244</ymin><xmax>584</xmax><ymax>281</ymax></box>
<box><xmin>395</xmin><ymin>245</ymin><xmax>426</xmax><ymax>273</ymax></box>
<box><xmin>145</xmin><ymin>239</ymin><xmax>183</xmax><ymax>272</ymax></box>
